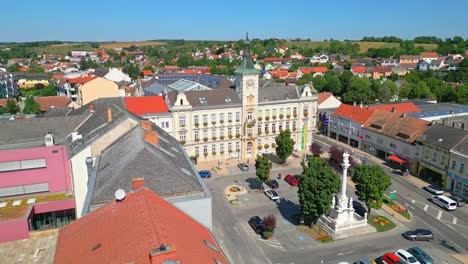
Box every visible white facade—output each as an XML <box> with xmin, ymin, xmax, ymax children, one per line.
<box><xmin>447</xmin><ymin>149</ymin><xmax>468</xmax><ymax>199</ymax></box>
<box><xmin>318</xmin><ymin>95</ymin><xmax>342</xmax><ymax>110</ymax></box>
<box><xmin>328</xmin><ymin>116</ymin><xmax>363</xmax><ymax>148</ymax></box>
<box><xmin>69</xmin><ymin>146</ymin><xmax>92</xmax><ymax>218</ymax></box>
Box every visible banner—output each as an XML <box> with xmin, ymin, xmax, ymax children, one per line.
<box><xmin>301</xmin><ymin>123</ymin><xmax>307</xmax><ymax>150</ymax></box>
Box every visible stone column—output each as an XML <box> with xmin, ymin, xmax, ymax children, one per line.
<box><xmin>340</xmin><ymin>152</ymin><xmax>350</xmax><ymax>207</ymax></box>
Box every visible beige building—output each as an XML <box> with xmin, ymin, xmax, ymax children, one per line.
<box><xmin>77</xmin><ymin>77</ymin><xmax>119</xmax><ymax>106</ymax></box>
<box><xmin>165</xmin><ymin>36</ymin><xmax>318</xmax><ymax>163</ymax></box>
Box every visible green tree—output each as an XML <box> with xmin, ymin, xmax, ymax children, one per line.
<box><xmin>297</xmin><ymin>157</ymin><xmax>340</xmax><ymax>221</ymax></box>
<box><xmin>311</xmin><ymin>75</ymin><xmax>327</xmax><ymax>91</ymax></box>
<box><xmin>5</xmin><ymin>98</ymin><xmax>20</xmax><ymax>114</ymax></box>
<box><xmin>351</xmin><ymin>165</ymin><xmax>391</xmax><ymax>215</ymax></box>
<box><xmin>23</xmin><ymin>96</ymin><xmax>41</xmax><ymax>114</ymax></box>
<box><xmin>27</xmin><ymin>66</ymin><xmax>45</xmax><ymax>73</ymax></box>
<box><xmin>343</xmin><ymin>76</ymin><xmax>374</xmax><ymax>104</ymax></box>
<box><xmin>409</xmin><ymin>81</ymin><xmax>433</xmax><ymax>99</ymax></box>
<box><xmin>275</xmin><ymin>129</ymin><xmax>295</xmax><ymax>164</ymax></box>
<box><xmin>378</xmin><ymin>80</ymin><xmax>398</xmax><ymax>102</ymax></box>
<box><xmin>324</xmin><ymin>75</ymin><xmax>342</xmax><ymax>95</ymax></box>
<box><xmin>255</xmin><ymin>154</ymin><xmax>272</xmax><ymax>184</ymax></box>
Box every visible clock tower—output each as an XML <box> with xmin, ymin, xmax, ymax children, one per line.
<box><xmin>235</xmin><ymin>33</ymin><xmax>260</xmax><ymax>159</ymax></box>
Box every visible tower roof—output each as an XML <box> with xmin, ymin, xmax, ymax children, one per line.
<box><xmin>235</xmin><ymin>33</ymin><xmax>259</xmax><ymax>75</ymax></box>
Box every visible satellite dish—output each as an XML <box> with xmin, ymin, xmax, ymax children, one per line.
<box><xmin>114</xmin><ymin>189</ymin><xmax>126</xmax><ymax>201</ymax></box>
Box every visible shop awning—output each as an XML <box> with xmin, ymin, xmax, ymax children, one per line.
<box><xmin>388</xmin><ymin>155</ymin><xmax>406</xmax><ymax>164</ymax></box>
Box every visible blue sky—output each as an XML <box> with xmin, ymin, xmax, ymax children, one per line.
<box><xmin>3</xmin><ymin>0</ymin><xmax>467</xmax><ymax>42</ymax></box>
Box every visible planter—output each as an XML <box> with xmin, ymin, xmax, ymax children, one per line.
<box><xmin>258</xmin><ymin>117</ymin><xmax>263</xmax><ymax>121</ymax></box>
<box><xmin>194</xmin><ymin>138</ymin><xmax>200</xmax><ymax>142</ymax></box>
<box><xmin>212</xmin><ymin>152</ymin><xmax>217</xmax><ymax>156</ymax></box>
<box><xmin>272</xmin><ymin>143</ymin><xmax>276</xmax><ymax>148</ymax></box>
<box><xmin>293</xmin><ymin>114</ymin><xmax>298</xmax><ymax>118</ymax></box>
<box><xmin>212</xmin><ymin>137</ymin><xmax>217</xmax><ymax>141</ymax></box>
<box><xmin>304</xmin><ymin>113</ymin><xmax>309</xmax><ymax>117</ymax></box>
<box><xmin>264</xmin><ymin>144</ymin><xmax>270</xmax><ymax>149</ymax></box>
<box><xmin>272</xmin><ymin>115</ymin><xmax>277</xmax><ymax>120</ymax></box>
<box><xmin>180</xmin><ymin>140</ymin><xmax>186</xmax><ymax>145</ymax></box>
<box><xmin>265</xmin><ymin>117</ymin><xmax>270</xmax><ymax>121</ymax></box>
<box><xmin>203</xmin><ymin>138</ymin><xmax>208</xmax><ymax>142</ymax></box>
<box><xmin>258</xmin><ymin>146</ymin><xmax>263</xmax><ymax>150</ymax></box>
<box><xmin>220</xmin><ymin>151</ymin><xmax>225</xmax><ymax>154</ymax></box>
<box><xmin>263</xmin><ymin>231</ymin><xmax>274</xmax><ymax>240</ymax></box>
<box><xmin>286</xmin><ymin>114</ymin><xmax>291</xmax><ymax>119</ymax></box>
<box><xmin>228</xmin><ymin>135</ymin><xmax>233</xmax><ymax>139</ymax></box>
<box><xmin>203</xmin><ymin>122</ymin><xmax>208</xmax><ymax>127</ymax></box>
<box><xmin>195</xmin><ymin>123</ymin><xmax>199</xmax><ymax>128</ymax></box>
<box><xmin>235</xmin><ymin>134</ymin><xmax>241</xmax><ymax>139</ymax></box>
<box><xmin>220</xmin><ymin>136</ymin><xmax>225</xmax><ymax>140</ymax></box>
<box><xmin>212</xmin><ymin>122</ymin><xmax>216</xmax><ymax>125</ymax></box>
<box><xmin>279</xmin><ymin>114</ymin><xmax>284</xmax><ymax>119</ymax></box>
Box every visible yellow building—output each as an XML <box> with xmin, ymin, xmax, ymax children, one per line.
<box><xmin>77</xmin><ymin>77</ymin><xmax>119</xmax><ymax>106</ymax></box>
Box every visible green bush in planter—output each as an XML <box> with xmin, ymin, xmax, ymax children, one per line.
<box><xmin>263</xmin><ymin>231</ymin><xmax>274</xmax><ymax>239</ymax></box>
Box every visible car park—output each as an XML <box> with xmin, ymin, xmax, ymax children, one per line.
<box><xmin>198</xmin><ymin>170</ymin><xmax>211</xmax><ymax>178</ymax></box>
<box><xmin>264</xmin><ymin>189</ymin><xmax>279</xmax><ymax>200</ymax></box>
<box><xmin>402</xmin><ymin>229</ymin><xmax>434</xmax><ymax>241</ymax></box>
<box><xmin>382</xmin><ymin>252</ymin><xmax>404</xmax><ymax>264</ymax></box>
<box><xmin>395</xmin><ymin>249</ymin><xmax>420</xmax><ymax>264</ymax></box>
<box><xmin>407</xmin><ymin>247</ymin><xmax>434</xmax><ymax>264</ymax></box>
<box><xmin>423</xmin><ymin>185</ymin><xmax>443</xmax><ymax>195</ymax></box>
<box><xmin>284</xmin><ymin>174</ymin><xmax>299</xmax><ymax>186</ymax></box>
<box><xmin>237</xmin><ymin>163</ymin><xmax>249</xmax><ymax>171</ymax></box>
<box><xmin>266</xmin><ymin>179</ymin><xmax>279</xmax><ymax>189</ymax></box>
<box><xmin>248</xmin><ymin>216</ymin><xmax>263</xmax><ymax>234</ymax></box>
<box><xmin>429</xmin><ymin>195</ymin><xmax>457</xmax><ymax>210</ymax></box>
<box><xmin>448</xmin><ymin>195</ymin><xmax>465</xmax><ymax>207</ymax></box>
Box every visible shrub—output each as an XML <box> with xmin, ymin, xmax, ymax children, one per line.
<box><xmin>228</xmin><ymin>135</ymin><xmax>233</xmax><ymax>139</ymax></box>
<box><xmin>265</xmin><ymin>116</ymin><xmax>270</xmax><ymax>121</ymax></box>
<box><xmin>212</xmin><ymin>136</ymin><xmax>217</xmax><ymax>140</ymax></box>
<box><xmin>262</xmin><ymin>214</ymin><xmax>276</xmax><ymax>232</ymax></box>
<box><xmin>263</xmin><ymin>231</ymin><xmax>273</xmax><ymax>239</ymax></box>
<box><xmin>212</xmin><ymin>121</ymin><xmax>216</xmax><ymax>125</ymax></box>
<box><xmin>311</xmin><ymin>142</ymin><xmax>322</xmax><ymax>156</ymax></box>
<box><xmin>195</xmin><ymin>123</ymin><xmax>199</xmax><ymax>127</ymax></box>
<box><xmin>220</xmin><ymin>135</ymin><xmax>225</xmax><ymax>140</ymax></box>
<box><xmin>293</xmin><ymin>113</ymin><xmax>298</xmax><ymax>118</ymax></box>
<box><xmin>272</xmin><ymin>143</ymin><xmax>276</xmax><ymax>148</ymax></box>
<box><xmin>180</xmin><ymin>140</ymin><xmax>186</xmax><ymax>145</ymax></box>
<box><xmin>272</xmin><ymin>115</ymin><xmax>277</xmax><ymax>120</ymax></box>
<box><xmin>286</xmin><ymin>114</ymin><xmax>291</xmax><ymax>119</ymax></box>
<box><xmin>258</xmin><ymin>117</ymin><xmax>263</xmax><ymax>121</ymax></box>
<box><xmin>258</xmin><ymin>145</ymin><xmax>263</xmax><ymax>150</ymax></box>
<box><xmin>264</xmin><ymin>144</ymin><xmax>270</xmax><ymax>149</ymax></box>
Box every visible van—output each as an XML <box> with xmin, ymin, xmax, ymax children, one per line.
<box><xmin>430</xmin><ymin>195</ymin><xmax>457</xmax><ymax>210</ymax></box>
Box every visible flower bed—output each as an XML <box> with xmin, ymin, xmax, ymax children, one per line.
<box><xmin>368</xmin><ymin>215</ymin><xmax>396</xmax><ymax>232</ymax></box>
<box><xmin>229</xmin><ymin>199</ymin><xmax>241</xmax><ymax>207</ymax></box>
<box><xmin>383</xmin><ymin>196</ymin><xmax>411</xmax><ymax>220</ymax></box>
<box><xmin>229</xmin><ymin>186</ymin><xmax>240</xmax><ymax>192</ymax></box>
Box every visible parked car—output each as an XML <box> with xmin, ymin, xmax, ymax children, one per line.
<box><xmin>248</xmin><ymin>216</ymin><xmax>263</xmax><ymax>234</ymax></box>
<box><xmin>423</xmin><ymin>185</ymin><xmax>443</xmax><ymax>195</ymax></box>
<box><xmin>284</xmin><ymin>174</ymin><xmax>299</xmax><ymax>186</ymax></box>
<box><xmin>448</xmin><ymin>195</ymin><xmax>465</xmax><ymax>207</ymax></box>
<box><xmin>402</xmin><ymin>229</ymin><xmax>434</xmax><ymax>241</ymax></box>
<box><xmin>407</xmin><ymin>247</ymin><xmax>434</xmax><ymax>264</ymax></box>
<box><xmin>382</xmin><ymin>253</ymin><xmax>404</xmax><ymax>264</ymax></box>
<box><xmin>198</xmin><ymin>170</ymin><xmax>211</xmax><ymax>178</ymax></box>
<box><xmin>372</xmin><ymin>257</ymin><xmax>386</xmax><ymax>264</ymax></box>
<box><xmin>264</xmin><ymin>189</ymin><xmax>279</xmax><ymax>200</ymax></box>
<box><xmin>355</xmin><ymin>257</ymin><xmax>372</xmax><ymax>264</ymax></box>
<box><xmin>352</xmin><ymin>201</ymin><xmax>368</xmax><ymax>217</ymax></box>
<box><xmin>266</xmin><ymin>179</ymin><xmax>279</xmax><ymax>189</ymax></box>
<box><xmin>238</xmin><ymin>163</ymin><xmax>249</xmax><ymax>171</ymax></box>
<box><xmin>395</xmin><ymin>249</ymin><xmax>420</xmax><ymax>264</ymax></box>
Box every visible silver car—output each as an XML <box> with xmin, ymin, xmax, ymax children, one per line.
<box><xmin>264</xmin><ymin>189</ymin><xmax>279</xmax><ymax>200</ymax></box>
<box><xmin>423</xmin><ymin>185</ymin><xmax>443</xmax><ymax>195</ymax></box>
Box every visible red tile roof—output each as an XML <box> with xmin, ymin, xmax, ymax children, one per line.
<box><xmin>421</xmin><ymin>52</ymin><xmax>438</xmax><ymax>58</ymax></box>
<box><xmin>369</xmin><ymin>102</ymin><xmax>420</xmax><ymax>113</ymax></box>
<box><xmin>317</xmin><ymin>92</ymin><xmax>333</xmax><ymax>105</ymax></box>
<box><xmin>141</xmin><ymin>70</ymin><xmax>153</xmax><ymax>76</ymax></box>
<box><xmin>34</xmin><ymin>96</ymin><xmax>72</xmax><ymax>111</ymax></box>
<box><xmin>312</xmin><ymin>66</ymin><xmax>328</xmax><ymax>73</ymax></box>
<box><xmin>124</xmin><ymin>96</ymin><xmax>169</xmax><ymax>115</ymax></box>
<box><xmin>351</xmin><ymin>66</ymin><xmax>366</xmax><ymax>74</ymax></box>
<box><xmin>54</xmin><ymin>188</ymin><xmax>227</xmax><ymax>264</ymax></box>
<box><xmin>374</xmin><ymin>66</ymin><xmax>392</xmax><ymax>73</ymax></box>
<box><xmin>264</xmin><ymin>57</ymin><xmax>282</xmax><ymax>63</ymax></box>
<box><xmin>298</xmin><ymin>67</ymin><xmax>313</xmax><ymax>74</ymax></box>
<box><xmin>68</xmin><ymin>75</ymin><xmax>97</xmax><ymax>84</ymax></box>
<box><xmin>333</xmin><ymin>102</ymin><xmax>421</xmax><ymax>123</ymax></box>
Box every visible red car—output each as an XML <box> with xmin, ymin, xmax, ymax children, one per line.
<box><xmin>382</xmin><ymin>253</ymin><xmax>404</xmax><ymax>264</ymax></box>
<box><xmin>284</xmin><ymin>174</ymin><xmax>299</xmax><ymax>186</ymax></box>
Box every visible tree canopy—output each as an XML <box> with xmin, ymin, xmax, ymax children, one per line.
<box><xmin>255</xmin><ymin>154</ymin><xmax>272</xmax><ymax>184</ymax></box>
<box><xmin>23</xmin><ymin>96</ymin><xmax>41</xmax><ymax>114</ymax></box>
<box><xmin>275</xmin><ymin>129</ymin><xmax>295</xmax><ymax>164</ymax></box>
<box><xmin>351</xmin><ymin>165</ymin><xmax>391</xmax><ymax>215</ymax></box>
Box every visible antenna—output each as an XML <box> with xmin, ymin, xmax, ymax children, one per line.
<box><xmin>114</xmin><ymin>189</ymin><xmax>126</xmax><ymax>201</ymax></box>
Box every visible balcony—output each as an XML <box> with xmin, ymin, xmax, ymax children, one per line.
<box><xmin>247</xmin><ymin>119</ymin><xmax>256</xmax><ymax>127</ymax></box>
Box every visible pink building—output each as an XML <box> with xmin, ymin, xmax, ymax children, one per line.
<box><xmin>0</xmin><ymin>145</ymin><xmax>75</xmax><ymax>243</ymax></box>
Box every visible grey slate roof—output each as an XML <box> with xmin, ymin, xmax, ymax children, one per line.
<box><xmin>90</xmin><ymin>123</ymin><xmax>204</xmax><ymax>207</ymax></box>
<box><xmin>0</xmin><ymin>115</ymin><xmax>86</xmax><ymax>150</ymax></box>
<box><xmin>36</xmin><ymin>107</ymin><xmax>73</xmax><ymax>118</ymax></box>
<box><xmin>144</xmin><ymin>82</ymin><xmax>171</xmax><ymax>95</ymax></box>
<box><xmin>452</xmin><ymin>136</ymin><xmax>468</xmax><ymax>154</ymax></box>
<box><xmin>166</xmin><ymin>89</ymin><xmax>241</xmax><ymax>109</ymax></box>
<box><xmin>258</xmin><ymin>82</ymin><xmax>300</xmax><ymax>103</ymax></box>
<box><xmin>418</xmin><ymin>124</ymin><xmax>468</xmax><ymax>150</ymax></box>
<box><xmin>93</xmin><ymin>67</ymin><xmax>110</xmax><ymax>77</ymax></box>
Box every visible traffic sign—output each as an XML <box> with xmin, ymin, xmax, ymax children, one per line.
<box><xmin>389</xmin><ymin>191</ymin><xmax>397</xmax><ymax>200</ymax></box>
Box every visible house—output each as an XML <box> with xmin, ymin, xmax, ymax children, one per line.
<box><xmin>373</xmin><ymin>66</ymin><xmax>392</xmax><ymax>79</ymax></box>
<box><xmin>124</xmin><ymin>96</ymin><xmax>172</xmax><ymax>134</ymax></box>
<box><xmin>57</xmin><ymin>75</ymin><xmax>97</xmax><ymax>103</ymax></box>
<box><xmin>290</xmin><ymin>52</ymin><xmax>304</xmax><ymax>60</ymax></box>
<box><xmin>391</xmin><ymin>66</ymin><xmax>409</xmax><ymax>76</ymax></box>
<box><xmin>317</xmin><ymin>92</ymin><xmax>342</xmax><ymax>110</ymax></box>
<box><xmin>417</xmin><ymin>60</ymin><xmax>430</xmax><ymax>71</ymax></box>
<box><xmin>55</xmin><ymin>188</ymin><xmax>227</xmax><ymax>264</ymax></box>
<box><xmin>141</xmin><ymin>69</ymin><xmax>153</xmax><ymax>77</ymax></box>
<box><xmin>77</xmin><ymin>77</ymin><xmax>120</xmax><ymax>106</ymax></box>
<box><xmin>93</xmin><ymin>67</ymin><xmax>131</xmax><ymax>83</ymax></box>
<box><xmin>34</xmin><ymin>96</ymin><xmax>72</xmax><ymax>112</ymax></box>
<box><xmin>14</xmin><ymin>72</ymin><xmax>49</xmax><ymax>89</ymax></box>
<box><xmin>408</xmin><ymin>102</ymin><xmax>468</xmax><ymax>122</ymax></box>
<box><xmin>416</xmin><ymin>124</ymin><xmax>467</xmax><ymax>189</ymax></box>
<box><xmin>420</xmin><ymin>52</ymin><xmax>439</xmax><ymax>64</ymax></box>
<box><xmin>429</xmin><ymin>59</ymin><xmax>443</xmax><ymax>70</ymax></box>
<box><xmin>351</xmin><ymin>65</ymin><xmax>366</xmax><ymax>77</ymax></box>
<box><xmin>399</xmin><ymin>55</ymin><xmax>419</xmax><ymax>70</ymax></box>
<box><xmin>263</xmin><ymin>57</ymin><xmax>282</xmax><ymax>64</ymax></box>
<box><xmin>312</xmin><ymin>66</ymin><xmax>328</xmax><ymax>76</ymax></box>
<box><xmin>448</xmin><ymin>137</ymin><xmax>468</xmax><ymax>199</ymax></box>
<box><xmin>310</xmin><ymin>54</ymin><xmax>329</xmax><ymax>64</ymax></box>
<box><xmin>361</xmin><ymin>110</ymin><xmax>431</xmax><ymax>172</ymax></box>
<box><xmin>381</xmin><ymin>59</ymin><xmax>399</xmax><ymax>67</ymax></box>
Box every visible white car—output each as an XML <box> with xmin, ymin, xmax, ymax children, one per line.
<box><xmin>264</xmin><ymin>189</ymin><xmax>279</xmax><ymax>200</ymax></box>
<box><xmin>395</xmin><ymin>249</ymin><xmax>420</xmax><ymax>264</ymax></box>
<box><xmin>423</xmin><ymin>185</ymin><xmax>443</xmax><ymax>195</ymax></box>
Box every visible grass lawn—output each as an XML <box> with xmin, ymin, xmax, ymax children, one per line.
<box><xmin>368</xmin><ymin>215</ymin><xmax>396</xmax><ymax>232</ymax></box>
<box><xmin>383</xmin><ymin>196</ymin><xmax>411</xmax><ymax>220</ymax></box>
<box><xmin>283</xmin><ymin>40</ymin><xmax>437</xmax><ymax>53</ymax></box>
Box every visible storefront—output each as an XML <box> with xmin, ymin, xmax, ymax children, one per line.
<box><xmin>447</xmin><ymin>172</ymin><xmax>468</xmax><ymax>199</ymax></box>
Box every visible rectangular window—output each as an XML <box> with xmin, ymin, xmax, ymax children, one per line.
<box><xmin>452</xmin><ymin>160</ymin><xmax>457</xmax><ymax>169</ymax></box>
<box><xmin>228</xmin><ymin>127</ymin><xmax>232</xmax><ymax>136</ymax></box>
<box><xmin>303</xmin><ymin>107</ymin><xmax>308</xmax><ymax>115</ymax></box>
<box><xmin>228</xmin><ymin>143</ymin><xmax>232</xmax><ymax>151</ymax></box>
<box><xmin>228</xmin><ymin>112</ymin><xmax>232</xmax><ymax>122</ymax></box>
<box><xmin>265</xmin><ymin>123</ymin><xmax>269</xmax><ymax>133</ymax></box>
<box><xmin>272</xmin><ymin>109</ymin><xmax>277</xmax><ymax>117</ymax></box>
<box><xmin>195</xmin><ymin>147</ymin><xmax>199</xmax><ymax>156</ymax></box>
<box><xmin>432</xmin><ymin>151</ymin><xmax>437</xmax><ymax>161</ymax></box>
<box><xmin>212</xmin><ymin>145</ymin><xmax>216</xmax><ymax>153</ymax></box>
<box><xmin>365</xmin><ymin>135</ymin><xmax>371</xmax><ymax>139</ymax></box>
<box><xmin>194</xmin><ymin>131</ymin><xmax>199</xmax><ymax>140</ymax></box>
<box><xmin>272</xmin><ymin>123</ymin><xmax>276</xmax><ymax>131</ymax></box>
<box><xmin>258</xmin><ymin>124</ymin><xmax>262</xmax><ymax>134</ymax></box>
<box><xmin>461</xmin><ymin>163</ymin><xmax>465</xmax><ymax>173</ymax></box>
<box><xmin>203</xmin><ymin>114</ymin><xmax>208</xmax><ymax>123</ymax></box>
<box><xmin>219</xmin><ymin>113</ymin><xmax>224</xmax><ymax>122</ymax></box>
<box><xmin>211</xmin><ymin>129</ymin><xmax>216</xmax><ymax>138</ymax></box>
<box><xmin>279</xmin><ymin>108</ymin><xmax>284</xmax><ymax>115</ymax></box>
<box><xmin>247</xmin><ymin>128</ymin><xmax>252</xmax><ymax>134</ymax></box>
<box><xmin>236</xmin><ymin>142</ymin><xmax>240</xmax><ymax>150</ymax></box>
<box><xmin>179</xmin><ymin>116</ymin><xmax>186</xmax><ymax>127</ymax></box>
<box><xmin>286</xmin><ymin>122</ymin><xmax>290</xmax><ymax>130</ymax></box>
<box><xmin>292</xmin><ymin>121</ymin><xmax>296</xmax><ymax>130</ymax></box>
<box><xmin>287</xmin><ymin>108</ymin><xmax>291</xmax><ymax>115</ymax></box>
<box><xmin>220</xmin><ymin>128</ymin><xmax>224</xmax><ymax>137</ymax></box>
<box><xmin>265</xmin><ymin>109</ymin><xmax>270</xmax><ymax>117</ymax></box>
<box><xmin>236</xmin><ymin>127</ymin><xmax>240</xmax><ymax>135</ymax></box>
<box><xmin>424</xmin><ymin>147</ymin><xmax>429</xmax><ymax>159</ymax></box>
<box><xmin>220</xmin><ymin>144</ymin><xmax>224</xmax><ymax>152</ymax></box>
<box><xmin>293</xmin><ymin>107</ymin><xmax>297</xmax><ymax>115</ymax></box>
<box><xmin>279</xmin><ymin>123</ymin><xmax>283</xmax><ymax>131</ymax></box>
<box><xmin>390</xmin><ymin>143</ymin><xmax>396</xmax><ymax>149</ymax></box>
<box><xmin>247</xmin><ymin>112</ymin><xmax>252</xmax><ymax>121</ymax></box>
<box><xmin>258</xmin><ymin>110</ymin><xmax>263</xmax><ymax>118</ymax></box>
<box><xmin>211</xmin><ymin>114</ymin><xmax>216</xmax><ymax>123</ymax></box>
<box><xmin>179</xmin><ymin>132</ymin><xmax>186</xmax><ymax>141</ymax></box>
<box><xmin>235</xmin><ymin>112</ymin><xmax>240</xmax><ymax>122</ymax></box>
<box><xmin>194</xmin><ymin>115</ymin><xmax>199</xmax><ymax>125</ymax></box>
<box><xmin>440</xmin><ymin>153</ymin><xmax>446</xmax><ymax>165</ymax></box>
<box><xmin>203</xmin><ymin>146</ymin><xmax>208</xmax><ymax>154</ymax></box>
<box><xmin>203</xmin><ymin>130</ymin><xmax>208</xmax><ymax>139</ymax></box>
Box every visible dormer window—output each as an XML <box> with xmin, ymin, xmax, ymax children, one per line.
<box><xmin>224</xmin><ymin>96</ymin><xmax>232</xmax><ymax>103</ymax></box>
<box><xmin>198</xmin><ymin>97</ymin><xmax>207</xmax><ymax>104</ymax></box>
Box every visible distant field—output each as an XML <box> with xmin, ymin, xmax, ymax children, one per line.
<box><xmin>286</xmin><ymin>41</ymin><xmax>437</xmax><ymax>53</ymax></box>
<box><xmin>31</xmin><ymin>43</ymin><xmax>95</xmax><ymax>55</ymax></box>
<box><xmin>99</xmin><ymin>41</ymin><xmax>167</xmax><ymax>49</ymax></box>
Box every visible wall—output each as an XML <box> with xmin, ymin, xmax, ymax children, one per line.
<box><xmin>0</xmin><ymin>146</ymin><xmax>73</xmax><ymax>194</ymax></box>
<box><xmin>91</xmin><ymin>118</ymin><xmax>137</xmax><ymax>156</ymax></box>
<box><xmin>79</xmin><ymin>78</ymin><xmax>119</xmax><ymax>106</ymax></box>
<box><xmin>319</xmin><ymin>96</ymin><xmax>341</xmax><ymax>110</ymax></box>
<box><xmin>0</xmin><ymin>219</ymin><xmax>29</xmax><ymax>243</ymax></box>
<box><xmin>33</xmin><ymin>199</ymin><xmax>75</xmax><ymax>214</ymax></box>
<box><xmin>171</xmin><ymin>197</ymin><xmax>212</xmax><ymax>230</ymax></box>
<box><xmin>69</xmin><ymin>146</ymin><xmax>92</xmax><ymax>218</ymax></box>
<box><xmin>447</xmin><ymin>151</ymin><xmax>468</xmax><ymax>198</ymax></box>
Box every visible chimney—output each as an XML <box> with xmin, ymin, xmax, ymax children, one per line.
<box><xmin>359</xmin><ymin>102</ymin><xmax>363</xmax><ymax>108</ymax></box>
<box><xmin>89</xmin><ymin>104</ymin><xmax>94</xmax><ymax>113</ymax></box>
<box><xmin>85</xmin><ymin>157</ymin><xmax>94</xmax><ymax>180</ymax></box>
<box><xmin>144</xmin><ymin>131</ymin><xmax>158</xmax><ymax>145</ymax></box>
<box><xmin>391</xmin><ymin>107</ymin><xmax>396</xmax><ymax>112</ymax></box>
<box><xmin>401</xmin><ymin>113</ymin><xmax>407</xmax><ymax>118</ymax></box>
<box><xmin>45</xmin><ymin>132</ymin><xmax>54</xmax><ymax>147</ymax></box>
<box><xmin>150</xmin><ymin>244</ymin><xmax>177</xmax><ymax>264</ymax></box>
<box><xmin>107</xmin><ymin>107</ymin><xmax>112</xmax><ymax>122</ymax></box>
<box><xmin>132</xmin><ymin>177</ymin><xmax>145</xmax><ymax>190</ymax></box>
<box><xmin>140</xmin><ymin>120</ymin><xmax>153</xmax><ymax>131</ymax></box>
<box><xmin>462</xmin><ymin>123</ymin><xmax>465</xmax><ymax>130</ymax></box>
<box><xmin>353</xmin><ymin>102</ymin><xmax>356</xmax><ymax>107</ymax></box>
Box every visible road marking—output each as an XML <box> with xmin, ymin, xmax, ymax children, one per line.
<box><xmin>337</xmin><ymin>251</ymin><xmax>354</xmax><ymax>256</ymax></box>
<box><xmin>411</xmin><ymin>199</ymin><xmax>415</xmax><ymax>203</ymax></box>
<box><xmin>437</xmin><ymin>210</ymin><xmax>443</xmax><ymax>220</ymax></box>
<box><xmin>452</xmin><ymin>217</ymin><xmax>457</xmax><ymax>224</ymax></box>
<box><xmin>424</xmin><ymin>204</ymin><xmax>428</xmax><ymax>211</ymax></box>
<box><xmin>234</xmin><ymin>226</ymin><xmax>241</xmax><ymax>236</ymax></box>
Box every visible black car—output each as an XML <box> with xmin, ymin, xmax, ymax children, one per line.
<box><xmin>402</xmin><ymin>229</ymin><xmax>434</xmax><ymax>241</ymax></box>
<box><xmin>266</xmin><ymin>179</ymin><xmax>279</xmax><ymax>189</ymax></box>
<box><xmin>248</xmin><ymin>216</ymin><xmax>263</xmax><ymax>234</ymax></box>
<box><xmin>353</xmin><ymin>201</ymin><xmax>368</xmax><ymax>217</ymax></box>
<box><xmin>238</xmin><ymin>163</ymin><xmax>249</xmax><ymax>171</ymax></box>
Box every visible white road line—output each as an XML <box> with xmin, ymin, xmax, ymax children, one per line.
<box><xmin>452</xmin><ymin>217</ymin><xmax>457</xmax><ymax>225</ymax></box>
<box><xmin>411</xmin><ymin>199</ymin><xmax>415</xmax><ymax>203</ymax></box>
<box><xmin>424</xmin><ymin>204</ymin><xmax>428</xmax><ymax>211</ymax></box>
<box><xmin>437</xmin><ymin>210</ymin><xmax>443</xmax><ymax>220</ymax></box>
<box><xmin>233</xmin><ymin>226</ymin><xmax>240</xmax><ymax>236</ymax></box>
<box><xmin>337</xmin><ymin>251</ymin><xmax>354</xmax><ymax>256</ymax></box>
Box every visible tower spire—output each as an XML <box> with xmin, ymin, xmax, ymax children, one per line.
<box><xmin>235</xmin><ymin>33</ymin><xmax>258</xmax><ymax>74</ymax></box>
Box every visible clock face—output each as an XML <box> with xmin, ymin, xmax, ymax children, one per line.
<box><xmin>247</xmin><ymin>79</ymin><xmax>254</xmax><ymax>87</ymax></box>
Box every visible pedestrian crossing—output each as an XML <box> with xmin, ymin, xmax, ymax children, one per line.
<box><xmin>410</xmin><ymin>199</ymin><xmax>468</xmax><ymax>230</ymax></box>
<box><xmin>239</xmin><ymin>222</ymin><xmax>286</xmax><ymax>250</ymax></box>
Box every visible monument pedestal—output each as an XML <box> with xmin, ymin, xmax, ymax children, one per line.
<box><xmin>317</xmin><ymin>152</ymin><xmax>375</xmax><ymax>240</ymax></box>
